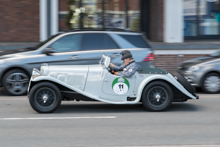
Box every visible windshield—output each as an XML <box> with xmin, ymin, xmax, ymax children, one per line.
<box><xmin>210</xmin><ymin>49</ymin><xmax>220</xmax><ymax>57</ymax></box>
<box><xmin>32</xmin><ymin>34</ymin><xmax>62</xmax><ymax>49</ymax></box>
<box><xmin>100</xmin><ymin>54</ymin><xmax>111</xmax><ymax>68</ymax></box>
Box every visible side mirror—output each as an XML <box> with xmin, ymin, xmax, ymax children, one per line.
<box><xmin>43</xmin><ymin>47</ymin><xmax>55</xmax><ymax>55</ymax></box>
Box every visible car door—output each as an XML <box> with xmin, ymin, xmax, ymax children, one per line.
<box><xmin>25</xmin><ymin>34</ymin><xmax>90</xmax><ymax>73</ymax></box>
<box><xmin>42</xmin><ymin>33</ymin><xmax>86</xmax><ymax>65</ymax></box>
<box><xmin>78</xmin><ymin>33</ymin><xmax>120</xmax><ymax>65</ymax></box>
<box><xmin>102</xmin><ymin>72</ymin><xmax>136</xmax><ymax>96</ymax></box>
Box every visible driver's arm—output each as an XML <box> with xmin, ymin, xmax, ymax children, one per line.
<box><xmin>116</xmin><ymin>64</ymin><xmax>138</xmax><ymax>78</ymax></box>
<box><xmin>110</xmin><ymin>63</ymin><xmax>125</xmax><ymax>71</ymax></box>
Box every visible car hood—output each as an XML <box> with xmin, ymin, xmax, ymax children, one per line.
<box><xmin>0</xmin><ymin>48</ymin><xmax>38</xmax><ymax>60</ymax></box>
<box><xmin>179</xmin><ymin>55</ymin><xmax>217</xmax><ymax>70</ymax></box>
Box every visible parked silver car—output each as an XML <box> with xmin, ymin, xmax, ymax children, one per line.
<box><xmin>28</xmin><ymin>54</ymin><xmax>198</xmax><ymax>113</ymax></box>
<box><xmin>0</xmin><ymin>29</ymin><xmax>154</xmax><ymax>95</ymax></box>
<box><xmin>178</xmin><ymin>49</ymin><xmax>220</xmax><ymax>93</ymax></box>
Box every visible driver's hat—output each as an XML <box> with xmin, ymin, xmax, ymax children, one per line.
<box><xmin>120</xmin><ymin>50</ymin><xmax>132</xmax><ymax>60</ymax></box>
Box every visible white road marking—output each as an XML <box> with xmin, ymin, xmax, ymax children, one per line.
<box><xmin>109</xmin><ymin>146</ymin><xmax>220</xmax><ymax>147</ymax></box>
<box><xmin>0</xmin><ymin>116</ymin><xmax>116</xmax><ymax>120</ymax></box>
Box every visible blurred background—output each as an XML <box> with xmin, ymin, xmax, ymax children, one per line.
<box><xmin>0</xmin><ymin>0</ymin><xmax>220</xmax><ymax>72</ymax></box>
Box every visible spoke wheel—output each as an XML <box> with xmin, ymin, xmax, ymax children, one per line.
<box><xmin>142</xmin><ymin>81</ymin><xmax>173</xmax><ymax>111</ymax></box>
<box><xmin>202</xmin><ymin>73</ymin><xmax>220</xmax><ymax>93</ymax></box>
<box><xmin>3</xmin><ymin>70</ymin><xmax>29</xmax><ymax>95</ymax></box>
<box><xmin>35</xmin><ymin>87</ymin><xmax>56</xmax><ymax>109</ymax></box>
<box><xmin>147</xmin><ymin>86</ymin><xmax>168</xmax><ymax>108</ymax></box>
<box><xmin>29</xmin><ymin>82</ymin><xmax>61</xmax><ymax>113</ymax></box>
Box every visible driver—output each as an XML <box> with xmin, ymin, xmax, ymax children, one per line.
<box><xmin>109</xmin><ymin>50</ymin><xmax>138</xmax><ymax>78</ymax></box>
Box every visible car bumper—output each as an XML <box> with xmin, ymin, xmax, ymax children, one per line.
<box><xmin>178</xmin><ymin>70</ymin><xmax>203</xmax><ymax>87</ymax></box>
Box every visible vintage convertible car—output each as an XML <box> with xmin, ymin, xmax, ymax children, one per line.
<box><xmin>28</xmin><ymin>54</ymin><xmax>199</xmax><ymax>113</ymax></box>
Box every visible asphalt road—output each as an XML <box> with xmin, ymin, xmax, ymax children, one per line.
<box><xmin>0</xmin><ymin>90</ymin><xmax>220</xmax><ymax>147</ymax></box>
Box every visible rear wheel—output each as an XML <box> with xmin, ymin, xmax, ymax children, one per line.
<box><xmin>142</xmin><ymin>81</ymin><xmax>173</xmax><ymax>111</ymax></box>
<box><xmin>202</xmin><ymin>73</ymin><xmax>220</xmax><ymax>93</ymax></box>
<box><xmin>29</xmin><ymin>82</ymin><xmax>62</xmax><ymax>113</ymax></box>
<box><xmin>2</xmin><ymin>69</ymin><xmax>29</xmax><ymax>96</ymax></box>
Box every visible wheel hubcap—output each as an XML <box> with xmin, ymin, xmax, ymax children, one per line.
<box><xmin>147</xmin><ymin>86</ymin><xmax>168</xmax><ymax>107</ymax></box>
<box><xmin>5</xmin><ymin>73</ymin><xmax>29</xmax><ymax>95</ymax></box>
<box><xmin>35</xmin><ymin>87</ymin><xmax>56</xmax><ymax>109</ymax></box>
<box><xmin>155</xmin><ymin>94</ymin><xmax>161</xmax><ymax>102</ymax></box>
<box><xmin>204</xmin><ymin>76</ymin><xmax>220</xmax><ymax>92</ymax></box>
<box><xmin>42</xmin><ymin>95</ymin><xmax>49</xmax><ymax>103</ymax></box>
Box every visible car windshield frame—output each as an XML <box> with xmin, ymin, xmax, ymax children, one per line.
<box><xmin>99</xmin><ymin>54</ymin><xmax>111</xmax><ymax>69</ymax></box>
<box><xmin>32</xmin><ymin>33</ymin><xmax>62</xmax><ymax>50</ymax></box>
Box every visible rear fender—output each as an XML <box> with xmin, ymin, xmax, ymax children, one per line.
<box><xmin>134</xmin><ymin>73</ymin><xmax>197</xmax><ymax>104</ymax></box>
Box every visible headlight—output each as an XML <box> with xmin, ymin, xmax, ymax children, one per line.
<box><xmin>187</xmin><ymin>66</ymin><xmax>200</xmax><ymax>72</ymax></box>
<box><xmin>32</xmin><ymin>68</ymin><xmax>41</xmax><ymax>79</ymax></box>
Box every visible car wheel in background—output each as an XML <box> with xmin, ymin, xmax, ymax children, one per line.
<box><xmin>2</xmin><ymin>69</ymin><xmax>29</xmax><ymax>96</ymax></box>
<box><xmin>202</xmin><ymin>73</ymin><xmax>220</xmax><ymax>94</ymax></box>
<box><xmin>142</xmin><ymin>81</ymin><xmax>173</xmax><ymax>111</ymax></box>
<box><xmin>29</xmin><ymin>82</ymin><xmax>62</xmax><ymax>113</ymax></box>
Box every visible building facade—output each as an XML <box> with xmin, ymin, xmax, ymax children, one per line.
<box><xmin>0</xmin><ymin>0</ymin><xmax>220</xmax><ymax>43</ymax></box>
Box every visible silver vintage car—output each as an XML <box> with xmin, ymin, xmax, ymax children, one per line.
<box><xmin>28</xmin><ymin>54</ymin><xmax>199</xmax><ymax>113</ymax></box>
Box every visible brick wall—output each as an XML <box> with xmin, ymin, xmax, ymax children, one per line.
<box><xmin>0</xmin><ymin>0</ymin><xmax>39</xmax><ymax>42</ymax></box>
<box><xmin>155</xmin><ymin>54</ymin><xmax>208</xmax><ymax>73</ymax></box>
<box><xmin>149</xmin><ymin>0</ymin><xmax>164</xmax><ymax>41</ymax></box>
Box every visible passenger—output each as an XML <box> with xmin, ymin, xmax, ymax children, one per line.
<box><xmin>109</xmin><ymin>50</ymin><xmax>138</xmax><ymax>78</ymax></box>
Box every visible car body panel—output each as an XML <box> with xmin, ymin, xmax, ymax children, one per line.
<box><xmin>29</xmin><ymin>62</ymin><xmax>197</xmax><ymax>105</ymax></box>
<box><xmin>179</xmin><ymin>58</ymin><xmax>220</xmax><ymax>87</ymax></box>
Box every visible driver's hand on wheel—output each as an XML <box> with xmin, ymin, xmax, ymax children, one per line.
<box><xmin>114</xmin><ymin>72</ymin><xmax>118</xmax><ymax>76</ymax></box>
<box><xmin>110</xmin><ymin>63</ymin><xmax>114</xmax><ymax>68</ymax></box>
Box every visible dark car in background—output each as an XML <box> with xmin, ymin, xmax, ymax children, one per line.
<box><xmin>0</xmin><ymin>29</ymin><xmax>154</xmax><ymax>96</ymax></box>
<box><xmin>178</xmin><ymin>49</ymin><xmax>220</xmax><ymax>93</ymax></box>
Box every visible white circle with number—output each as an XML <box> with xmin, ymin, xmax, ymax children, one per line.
<box><xmin>113</xmin><ymin>83</ymin><xmax>129</xmax><ymax>95</ymax></box>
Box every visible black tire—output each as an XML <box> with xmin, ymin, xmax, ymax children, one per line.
<box><xmin>202</xmin><ymin>73</ymin><xmax>220</xmax><ymax>94</ymax></box>
<box><xmin>142</xmin><ymin>81</ymin><xmax>173</xmax><ymax>111</ymax></box>
<box><xmin>2</xmin><ymin>69</ymin><xmax>29</xmax><ymax>96</ymax></box>
<box><xmin>29</xmin><ymin>82</ymin><xmax>62</xmax><ymax>113</ymax></box>
<box><xmin>172</xmin><ymin>71</ymin><xmax>195</xmax><ymax>94</ymax></box>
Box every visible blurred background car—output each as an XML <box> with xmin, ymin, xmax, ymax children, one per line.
<box><xmin>177</xmin><ymin>49</ymin><xmax>220</xmax><ymax>94</ymax></box>
<box><xmin>0</xmin><ymin>29</ymin><xmax>154</xmax><ymax>96</ymax></box>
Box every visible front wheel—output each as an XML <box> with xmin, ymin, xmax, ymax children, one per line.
<box><xmin>202</xmin><ymin>73</ymin><xmax>220</xmax><ymax>94</ymax></box>
<box><xmin>29</xmin><ymin>82</ymin><xmax>62</xmax><ymax>113</ymax></box>
<box><xmin>2</xmin><ymin>69</ymin><xmax>29</xmax><ymax>96</ymax></box>
<box><xmin>142</xmin><ymin>81</ymin><xmax>173</xmax><ymax>111</ymax></box>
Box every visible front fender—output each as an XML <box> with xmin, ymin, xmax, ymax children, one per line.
<box><xmin>133</xmin><ymin>73</ymin><xmax>197</xmax><ymax>104</ymax></box>
<box><xmin>28</xmin><ymin>76</ymin><xmax>99</xmax><ymax>100</ymax></box>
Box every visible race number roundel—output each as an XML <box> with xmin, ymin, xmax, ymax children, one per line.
<box><xmin>112</xmin><ymin>77</ymin><xmax>130</xmax><ymax>95</ymax></box>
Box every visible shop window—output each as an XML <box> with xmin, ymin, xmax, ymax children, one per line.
<box><xmin>104</xmin><ymin>0</ymin><xmax>126</xmax><ymax>29</ymax></box>
<box><xmin>81</xmin><ymin>0</ymin><xmax>103</xmax><ymax>28</ymax></box>
<box><xmin>184</xmin><ymin>0</ymin><xmax>220</xmax><ymax>37</ymax></box>
<box><xmin>128</xmin><ymin>0</ymin><xmax>140</xmax><ymax>31</ymax></box>
<box><xmin>199</xmin><ymin>0</ymin><xmax>220</xmax><ymax>35</ymax></box>
<box><xmin>59</xmin><ymin>0</ymin><xmax>141</xmax><ymax>31</ymax></box>
<box><xmin>184</xmin><ymin>0</ymin><xmax>197</xmax><ymax>36</ymax></box>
